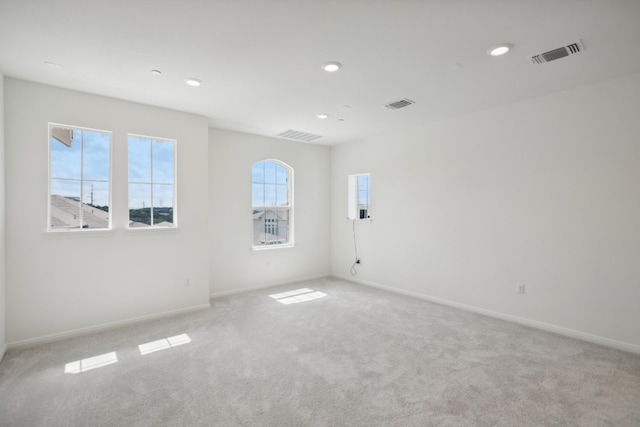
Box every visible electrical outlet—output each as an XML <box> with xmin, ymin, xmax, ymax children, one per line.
<box><xmin>517</xmin><ymin>283</ymin><xmax>525</xmax><ymax>294</ymax></box>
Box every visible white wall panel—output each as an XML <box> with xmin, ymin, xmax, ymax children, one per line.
<box><xmin>5</xmin><ymin>79</ymin><xmax>210</xmax><ymax>345</ymax></box>
<box><xmin>208</xmin><ymin>129</ymin><xmax>331</xmax><ymax>296</ymax></box>
<box><xmin>331</xmin><ymin>72</ymin><xmax>640</xmax><ymax>349</ymax></box>
<box><xmin>0</xmin><ymin>74</ymin><xmax>6</xmax><ymax>357</ymax></box>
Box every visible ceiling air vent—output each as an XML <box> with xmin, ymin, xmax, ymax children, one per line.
<box><xmin>531</xmin><ymin>40</ymin><xmax>585</xmax><ymax>64</ymax></box>
<box><xmin>384</xmin><ymin>98</ymin><xmax>415</xmax><ymax>110</ymax></box>
<box><xmin>277</xmin><ymin>129</ymin><xmax>323</xmax><ymax>142</ymax></box>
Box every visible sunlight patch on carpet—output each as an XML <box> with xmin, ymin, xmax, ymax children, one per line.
<box><xmin>269</xmin><ymin>288</ymin><xmax>327</xmax><ymax>305</ymax></box>
<box><xmin>138</xmin><ymin>334</ymin><xmax>192</xmax><ymax>355</ymax></box>
<box><xmin>64</xmin><ymin>352</ymin><xmax>118</xmax><ymax>374</ymax></box>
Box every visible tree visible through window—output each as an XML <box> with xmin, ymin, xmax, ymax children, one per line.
<box><xmin>49</xmin><ymin>124</ymin><xmax>111</xmax><ymax>231</ymax></box>
<box><xmin>252</xmin><ymin>160</ymin><xmax>293</xmax><ymax>248</ymax></box>
<box><xmin>128</xmin><ymin>135</ymin><xmax>176</xmax><ymax>228</ymax></box>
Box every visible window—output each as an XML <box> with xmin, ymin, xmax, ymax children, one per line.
<box><xmin>49</xmin><ymin>124</ymin><xmax>111</xmax><ymax>231</ymax></box>
<box><xmin>348</xmin><ymin>173</ymin><xmax>371</xmax><ymax>220</ymax></box>
<box><xmin>128</xmin><ymin>135</ymin><xmax>176</xmax><ymax>228</ymax></box>
<box><xmin>252</xmin><ymin>160</ymin><xmax>293</xmax><ymax>248</ymax></box>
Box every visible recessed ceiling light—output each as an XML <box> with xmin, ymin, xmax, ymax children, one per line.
<box><xmin>316</xmin><ymin>113</ymin><xmax>329</xmax><ymax>119</ymax></box>
<box><xmin>322</xmin><ymin>61</ymin><xmax>342</xmax><ymax>72</ymax></box>
<box><xmin>185</xmin><ymin>78</ymin><xmax>202</xmax><ymax>87</ymax></box>
<box><xmin>151</xmin><ymin>69</ymin><xmax>162</xmax><ymax>75</ymax></box>
<box><xmin>488</xmin><ymin>44</ymin><xmax>513</xmax><ymax>56</ymax></box>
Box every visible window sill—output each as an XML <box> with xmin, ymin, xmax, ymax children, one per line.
<box><xmin>127</xmin><ymin>226</ymin><xmax>179</xmax><ymax>232</ymax></box>
<box><xmin>45</xmin><ymin>228</ymin><xmax>114</xmax><ymax>238</ymax></box>
<box><xmin>251</xmin><ymin>244</ymin><xmax>295</xmax><ymax>253</ymax></box>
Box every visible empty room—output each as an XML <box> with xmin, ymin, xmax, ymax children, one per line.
<box><xmin>1</xmin><ymin>1</ymin><xmax>639</xmax><ymax>425</ymax></box>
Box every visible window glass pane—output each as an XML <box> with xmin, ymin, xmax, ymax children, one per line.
<box><xmin>128</xmin><ymin>137</ymin><xmax>151</xmax><ymax>183</ymax></box>
<box><xmin>81</xmin><ymin>181</ymin><xmax>110</xmax><ymax>229</ymax></box>
<box><xmin>82</xmin><ymin>131</ymin><xmax>110</xmax><ymax>181</ymax></box>
<box><xmin>253</xmin><ymin>209</ymin><xmax>265</xmax><ymax>245</ymax></box>
<box><xmin>278</xmin><ymin>208</ymin><xmax>290</xmax><ymax>241</ymax></box>
<box><xmin>153</xmin><ymin>184</ymin><xmax>174</xmax><ymax>227</ymax></box>
<box><xmin>348</xmin><ymin>173</ymin><xmax>371</xmax><ymax>220</ymax></box>
<box><xmin>264</xmin><ymin>184</ymin><xmax>277</xmax><ymax>206</ymax></box>
<box><xmin>264</xmin><ymin>210</ymin><xmax>279</xmax><ymax>243</ymax></box>
<box><xmin>50</xmin><ymin>179</ymin><xmax>82</xmax><ymax>229</ymax></box>
<box><xmin>50</xmin><ymin>128</ymin><xmax>81</xmax><ymax>179</ymax></box>
<box><xmin>276</xmin><ymin>184</ymin><xmax>287</xmax><ymax>206</ymax></box>
<box><xmin>49</xmin><ymin>125</ymin><xmax>112</xmax><ymax>232</ymax></box>
<box><xmin>252</xmin><ymin>161</ymin><xmax>264</xmax><ymax>183</ymax></box>
<box><xmin>252</xmin><ymin>183</ymin><xmax>265</xmax><ymax>207</ymax></box>
<box><xmin>129</xmin><ymin>183</ymin><xmax>152</xmax><ymax>226</ymax></box>
<box><xmin>357</xmin><ymin>175</ymin><xmax>369</xmax><ymax>191</ymax></box>
<box><xmin>358</xmin><ymin>190</ymin><xmax>369</xmax><ymax>206</ymax></box>
<box><xmin>275</xmin><ymin>164</ymin><xmax>287</xmax><ymax>184</ymax></box>
<box><xmin>82</xmin><ymin>181</ymin><xmax>109</xmax><ymax>210</ymax></box>
<box><xmin>278</xmin><ymin>207</ymin><xmax>290</xmax><ymax>222</ymax></box>
<box><xmin>51</xmin><ymin>178</ymin><xmax>80</xmax><ymax>200</ymax></box>
<box><xmin>152</xmin><ymin>140</ymin><xmax>174</xmax><ymax>184</ymax></box>
<box><xmin>264</xmin><ymin>162</ymin><xmax>277</xmax><ymax>184</ymax></box>
<box><xmin>128</xmin><ymin>135</ymin><xmax>177</xmax><ymax>228</ymax></box>
<box><xmin>252</xmin><ymin>160</ymin><xmax>292</xmax><ymax>248</ymax></box>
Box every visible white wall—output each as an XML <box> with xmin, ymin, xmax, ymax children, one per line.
<box><xmin>209</xmin><ymin>129</ymin><xmax>331</xmax><ymax>296</ymax></box>
<box><xmin>331</xmin><ymin>72</ymin><xmax>640</xmax><ymax>350</ymax></box>
<box><xmin>5</xmin><ymin>79</ymin><xmax>210</xmax><ymax>345</ymax></box>
<box><xmin>0</xmin><ymin>74</ymin><xmax>6</xmax><ymax>357</ymax></box>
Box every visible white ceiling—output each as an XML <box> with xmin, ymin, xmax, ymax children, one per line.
<box><xmin>1</xmin><ymin>0</ymin><xmax>639</xmax><ymax>145</ymax></box>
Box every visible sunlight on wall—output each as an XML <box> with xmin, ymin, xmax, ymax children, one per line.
<box><xmin>269</xmin><ymin>288</ymin><xmax>327</xmax><ymax>305</ymax></box>
<box><xmin>64</xmin><ymin>352</ymin><xmax>118</xmax><ymax>374</ymax></box>
<box><xmin>138</xmin><ymin>334</ymin><xmax>192</xmax><ymax>355</ymax></box>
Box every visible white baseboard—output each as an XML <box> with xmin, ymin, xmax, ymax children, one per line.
<box><xmin>334</xmin><ymin>274</ymin><xmax>640</xmax><ymax>355</ymax></box>
<box><xmin>210</xmin><ymin>273</ymin><xmax>331</xmax><ymax>299</ymax></box>
<box><xmin>7</xmin><ymin>303</ymin><xmax>211</xmax><ymax>350</ymax></box>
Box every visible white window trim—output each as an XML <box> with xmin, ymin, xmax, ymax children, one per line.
<box><xmin>127</xmin><ymin>133</ymin><xmax>178</xmax><ymax>230</ymax></box>
<box><xmin>251</xmin><ymin>159</ymin><xmax>294</xmax><ymax>251</ymax></box>
<box><xmin>47</xmin><ymin>123</ymin><xmax>113</xmax><ymax>233</ymax></box>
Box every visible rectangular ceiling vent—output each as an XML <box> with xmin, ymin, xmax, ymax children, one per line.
<box><xmin>277</xmin><ymin>129</ymin><xmax>323</xmax><ymax>142</ymax></box>
<box><xmin>531</xmin><ymin>40</ymin><xmax>585</xmax><ymax>64</ymax></box>
<box><xmin>384</xmin><ymin>98</ymin><xmax>415</xmax><ymax>110</ymax></box>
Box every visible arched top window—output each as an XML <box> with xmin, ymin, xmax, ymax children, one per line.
<box><xmin>251</xmin><ymin>159</ymin><xmax>293</xmax><ymax>249</ymax></box>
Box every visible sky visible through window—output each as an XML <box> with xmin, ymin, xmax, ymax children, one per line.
<box><xmin>252</xmin><ymin>161</ymin><xmax>288</xmax><ymax>207</ymax></box>
<box><xmin>128</xmin><ymin>136</ymin><xmax>175</xmax><ymax>210</ymax></box>
<box><xmin>252</xmin><ymin>160</ymin><xmax>292</xmax><ymax>247</ymax></box>
<box><xmin>128</xmin><ymin>135</ymin><xmax>175</xmax><ymax>227</ymax></box>
<box><xmin>50</xmin><ymin>128</ymin><xmax>110</xmax><ymax>208</ymax></box>
<box><xmin>357</xmin><ymin>174</ymin><xmax>370</xmax><ymax>208</ymax></box>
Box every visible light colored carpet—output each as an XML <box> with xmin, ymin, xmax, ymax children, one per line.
<box><xmin>1</xmin><ymin>277</ymin><xmax>639</xmax><ymax>426</ymax></box>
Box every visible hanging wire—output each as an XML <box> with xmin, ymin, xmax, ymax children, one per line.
<box><xmin>350</xmin><ymin>220</ymin><xmax>359</xmax><ymax>275</ymax></box>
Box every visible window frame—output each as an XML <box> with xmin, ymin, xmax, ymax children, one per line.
<box><xmin>47</xmin><ymin>123</ymin><xmax>113</xmax><ymax>232</ymax></box>
<box><xmin>127</xmin><ymin>133</ymin><xmax>178</xmax><ymax>230</ymax></box>
<box><xmin>348</xmin><ymin>173</ymin><xmax>371</xmax><ymax>221</ymax></box>
<box><xmin>251</xmin><ymin>159</ymin><xmax>294</xmax><ymax>251</ymax></box>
